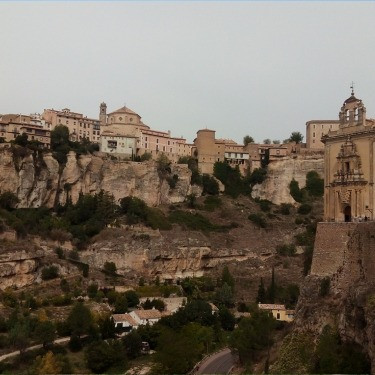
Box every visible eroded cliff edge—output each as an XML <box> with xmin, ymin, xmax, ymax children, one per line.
<box><xmin>0</xmin><ymin>147</ymin><xmax>198</xmax><ymax>208</ymax></box>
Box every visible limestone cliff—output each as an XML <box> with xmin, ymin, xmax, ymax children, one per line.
<box><xmin>0</xmin><ymin>241</ymin><xmax>44</xmax><ymax>290</ymax></box>
<box><xmin>282</xmin><ymin>222</ymin><xmax>375</xmax><ymax>372</ymax></box>
<box><xmin>0</xmin><ymin>146</ymin><xmax>199</xmax><ymax>208</ymax></box>
<box><xmin>251</xmin><ymin>153</ymin><xmax>324</xmax><ymax>205</ymax></box>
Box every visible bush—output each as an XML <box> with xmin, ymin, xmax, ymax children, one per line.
<box><xmin>319</xmin><ymin>277</ymin><xmax>330</xmax><ymax>297</ymax></box>
<box><xmin>295</xmin><ymin>217</ymin><xmax>304</xmax><ymax>225</ymax></box>
<box><xmin>55</xmin><ymin>247</ymin><xmax>65</xmax><ymax>259</ymax></box>
<box><xmin>248</xmin><ymin>213</ymin><xmax>267</xmax><ymax>228</ymax></box>
<box><xmin>87</xmin><ymin>283</ymin><xmax>99</xmax><ymax>299</ymax></box>
<box><xmin>276</xmin><ymin>244</ymin><xmax>296</xmax><ymax>256</ymax></box>
<box><xmin>103</xmin><ymin>262</ymin><xmax>117</xmax><ymax>276</ymax></box>
<box><xmin>305</xmin><ymin>171</ymin><xmax>324</xmax><ymax>197</ymax></box>
<box><xmin>68</xmin><ymin>250</ymin><xmax>80</xmax><ymax>261</ymax></box>
<box><xmin>248</xmin><ymin>168</ymin><xmax>267</xmax><ymax>185</ymax></box>
<box><xmin>169</xmin><ymin>210</ymin><xmax>220</xmax><ymax>232</ymax></box>
<box><xmin>298</xmin><ymin>204</ymin><xmax>312</xmax><ymax>215</ymax></box>
<box><xmin>140</xmin><ymin>152</ymin><xmax>152</xmax><ymax>161</ymax></box>
<box><xmin>145</xmin><ymin>208</ymin><xmax>172</xmax><ymax>230</ymax></box>
<box><xmin>167</xmin><ymin>174</ymin><xmax>179</xmax><ymax>189</ymax></box>
<box><xmin>280</xmin><ymin>203</ymin><xmax>292</xmax><ymax>215</ymax></box>
<box><xmin>203</xmin><ymin>196</ymin><xmax>222</xmax><ymax>211</ymax></box>
<box><xmin>0</xmin><ymin>192</ymin><xmax>19</xmax><ymax>210</ymax></box>
<box><xmin>202</xmin><ymin>174</ymin><xmax>219</xmax><ymax>195</ymax></box>
<box><xmin>289</xmin><ymin>179</ymin><xmax>303</xmax><ymax>203</ymax></box>
<box><xmin>41</xmin><ymin>266</ymin><xmax>59</xmax><ymax>280</ymax></box>
<box><xmin>69</xmin><ymin>335</ymin><xmax>82</xmax><ymax>352</ymax></box>
<box><xmin>259</xmin><ymin>199</ymin><xmax>272</xmax><ymax>212</ymax></box>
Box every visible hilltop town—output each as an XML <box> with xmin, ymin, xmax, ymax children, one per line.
<box><xmin>0</xmin><ymin>90</ymin><xmax>374</xmax><ymax>374</ymax></box>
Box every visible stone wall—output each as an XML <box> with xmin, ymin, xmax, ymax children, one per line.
<box><xmin>311</xmin><ymin>222</ymin><xmax>375</xmax><ymax>290</ymax></box>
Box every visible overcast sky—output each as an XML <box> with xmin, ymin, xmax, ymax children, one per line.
<box><xmin>1</xmin><ymin>2</ymin><xmax>375</xmax><ymax>144</ymax></box>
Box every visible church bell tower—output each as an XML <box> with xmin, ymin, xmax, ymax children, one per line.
<box><xmin>99</xmin><ymin>102</ymin><xmax>107</xmax><ymax>126</ymax></box>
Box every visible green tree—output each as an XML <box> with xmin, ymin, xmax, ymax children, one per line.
<box><xmin>256</xmin><ymin>278</ymin><xmax>266</xmax><ymax>303</ymax></box>
<box><xmin>305</xmin><ymin>170</ymin><xmax>324</xmax><ymax>197</ymax></box>
<box><xmin>0</xmin><ymin>191</ymin><xmax>19</xmax><ymax>210</ymax></box>
<box><xmin>8</xmin><ymin>321</ymin><xmax>30</xmax><ymax>355</ymax></box>
<box><xmin>103</xmin><ymin>261</ymin><xmax>117</xmax><ymax>276</ymax></box>
<box><xmin>124</xmin><ymin>290</ymin><xmax>139</xmax><ymax>308</ymax></box>
<box><xmin>243</xmin><ymin>135</ymin><xmax>255</xmax><ymax>146</ymax></box>
<box><xmin>263</xmin><ymin>138</ymin><xmax>271</xmax><ymax>144</ymax></box>
<box><xmin>123</xmin><ymin>330</ymin><xmax>142</xmax><ymax>359</ymax></box>
<box><xmin>266</xmin><ymin>267</ymin><xmax>276</xmax><ymax>304</ymax></box>
<box><xmin>229</xmin><ymin>311</ymin><xmax>276</xmax><ymax>367</ymax></box>
<box><xmin>85</xmin><ymin>340</ymin><xmax>126</xmax><ymax>374</ymax></box>
<box><xmin>14</xmin><ymin>133</ymin><xmax>28</xmax><ymax>147</ymax></box>
<box><xmin>99</xmin><ymin>316</ymin><xmax>116</xmax><ymax>340</ymax></box>
<box><xmin>214</xmin><ymin>283</ymin><xmax>234</xmax><ymax>307</ymax></box>
<box><xmin>289</xmin><ymin>179</ymin><xmax>304</xmax><ymax>203</ymax></box>
<box><xmin>288</xmin><ymin>131</ymin><xmax>304</xmax><ymax>144</ymax></box>
<box><xmin>87</xmin><ymin>283</ymin><xmax>98</xmax><ymax>299</ymax></box>
<box><xmin>221</xmin><ymin>266</ymin><xmax>235</xmax><ymax>291</ymax></box>
<box><xmin>202</xmin><ymin>174</ymin><xmax>219</xmax><ymax>195</ymax></box>
<box><xmin>34</xmin><ymin>321</ymin><xmax>56</xmax><ymax>349</ymax></box>
<box><xmin>67</xmin><ymin>302</ymin><xmax>93</xmax><ymax>337</ymax></box>
<box><xmin>219</xmin><ymin>307</ymin><xmax>235</xmax><ymax>331</ymax></box>
<box><xmin>114</xmin><ymin>295</ymin><xmax>128</xmax><ymax>314</ymax></box>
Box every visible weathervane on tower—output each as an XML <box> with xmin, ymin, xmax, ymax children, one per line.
<box><xmin>350</xmin><ymin>81</ymin><xmax>355</xmax><ymax>96</ymax></box>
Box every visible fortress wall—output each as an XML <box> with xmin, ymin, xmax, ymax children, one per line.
<box><xmin>311</xmin><ymin>222</ymin><xmax>375</xmax><ymax>289</ymax></box>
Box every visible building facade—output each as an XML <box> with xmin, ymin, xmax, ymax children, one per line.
<box><xmin>323</xmin><ymin>90</ymin><xmax>375</xmax><ymax>222</ymax></box>
<box><xmin>0</xmin><ymin>114</ymin><xmax>51</xmax><ymax>147</ymax></box>
<box><xmin>42</xmin><ymin>108</ymin><xmax>101</xmax><ymax>143</ymax></box>
<box><xmin>306</xmin><ymin>121</ymin><xmax>340</xmax><ymax>149</ymax></box>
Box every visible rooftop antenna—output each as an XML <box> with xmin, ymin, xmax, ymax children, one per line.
<box><xmin>350</xmin><ymin>81</ymin><xmax>355</xmax><ymax>96</ymax></box>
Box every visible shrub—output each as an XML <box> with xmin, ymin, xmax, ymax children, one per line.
<box><xmin>202</xmin><ymin>174</ymin><xmax>219</xmax><ymax>195</ymax></box>
<box><xmin>276</xmin><ymin>244</ymin><xmax>296</xmax><ymax>256</ymax></box>
<box><xmin>55</xmin><ymin>247</ymin><xmax>65</xmax><ymax>259</ymax></box>
<box><xmin>169</xmin><ymin>210</ymin><xmax>219</xmax><ymax>232</ymax></box>
<box><xmin>69</xmin><ymin>335</ymin><xmax>82</xmax><ymax>352</ymax></box>
<box><xmin>248</xmin><ymin>213</ymin><xmax>267</xmax><ymax>228</ymax></box>
<box><xmin>280</xmin><ymin>203</ymin><xmax>292</xmax><ymax>215</ymax></box>
<box><xmin>103</xmin><ymin>262</ymin><xmax>117</xmax><ymax>276</ymax></box>
<box><xmin>87</xmin><ymin>283</ymin><xmax>98</xmax><ymax>299</ymax></box>
<box><xmin>0</xmin><ymin>192</ymin><xmax>19</xmax><ymax>210</ymax></box>
<box><xmin>319</xmin><ymin>277</ymin><xmax>330</xmax><ymax>297</ymax></box>
<box><xmin>140</xmin><ymin>152</ymin><xmax>152</xmax><ymax>161</ymax></box>
<box><xmin>259</xmin><ymin>199</ymin><xmax>272</xmax><ymax>212</ymax></box>
<box><xmin>145</xmin><ymin>208</ymin><xmax>172</xmax><ymax>230</ymax></box>
<box><xmin>295</xmin><ymin>217</ymin><xmax>304</xmax><ymax>225</ymax></box>
<box><xmin>305</xmin><ymin>171</ymin><xmax>324</xmax><ymax>197</ymax></box>
<box><xmin>41</xmin><ymin>266</ymin><xmax>59</xmax><ymax>280</ymax></box>
<box><xmin>298</xmin><ymin>204</ymin><xmax>312</xmax><ymax>215</ymax></box>
<box><xmin>52</xmin><ymin>294</ymin><xmax>72</xmax><ymax>306</ymax></box>
<box><xmin>248</xmin><ymin>168</ymin><xmax>267</xmax><ymax>185</ymax></box>
<box><xmin>167</xmin><ymin>174</ymin><xmax>179</xmax><ymax>189</ymax></box>
<box><xmin>203</xmin><ymin>196</ymin><xmax>222</xmax><ymax>211</ymax></box>
<box><xmin>289</xmin><ymin>179</ymin><xmax>303</xmax><ymax>203</ymax></box>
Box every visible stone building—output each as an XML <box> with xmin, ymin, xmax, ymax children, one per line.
<box><xmin>42</xmin><ymin>108</ymin><xmax>101</xmax><ymax>143</ymax></box>
<box><xmin>0</xmin><ymin>114</ymin><xmax>51</xmax><ymax>148</ymax></box>
<box><xmin>100</xmin><ymin>103</ymin><xmax>194</xmax><ymax>161</ymax></box>
<box><xmin>306</xmin><ymin>120</ymin><xmax>340</xmax><ymax>149</ymax></box>
<box><xmin>323</xmin><ymin>89</ymin><xmax>375</xmax><ymax>222</ymax></box>
<box><xmin>192</xmin><ymin>129</ymin><xmax>250</xmax><ymax>175</ymax></box>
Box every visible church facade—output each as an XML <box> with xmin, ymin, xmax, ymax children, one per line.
<box><xmin>323</xmin><ymin>90</ymin><xmax>375</xmax><ymax>222</ymax></box>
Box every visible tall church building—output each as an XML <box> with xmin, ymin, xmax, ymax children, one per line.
<box><xmin>323</xmin><ymin>89</ymin><xmax>375</xmax><ymax>222</ymax></box>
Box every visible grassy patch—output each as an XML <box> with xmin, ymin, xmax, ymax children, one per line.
<box><xmin>135</xmin><ymin>284</ymin><xmax>180</xmax><ymax>298</ymax></box>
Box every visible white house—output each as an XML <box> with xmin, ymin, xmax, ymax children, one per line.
<box><xmin>100</xmin><ymin>131</ymin><xmax>137</xmax><ymax>157</ymax></box>
<box><xmin>129</xmin><ymin>309</ymin><xmax>162</xmax><ymax>326</ymax></box>
<box><xmin>112</xmin><ymin>313</ymin><xmax>138</xmax><ymax>331</ymax></box>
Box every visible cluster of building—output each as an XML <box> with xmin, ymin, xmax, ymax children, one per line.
<box><xmin>2</xmin><ymin>95</ymin><xmax>361</xmax><ymax>176</ymax></box>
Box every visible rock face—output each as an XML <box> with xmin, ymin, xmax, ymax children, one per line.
<box><xmin>0</xmin><ymin>147</ymin><xmax>199</xmax><ymax>208</ymax></box>
<box><xmin>251</xmin><ymin>153</ymin><xmax>324</xmax><ymax>205</ymax></box>
<box><xmin>290</xmin><ymin>222</ymin><xmax>375</xmax><ymax>371</ymax></box>
<box><xmin>0</xmin><ymin>242</ymin><xmax>44</xmax><ymax>290</ymax></box>
<box><xmin>81</xmin><ymin>227</ymin><xmax>249</xmax><ymax>282</ymax></box>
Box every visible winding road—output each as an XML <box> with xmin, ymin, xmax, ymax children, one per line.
<box><xmin>195</xmin><ymin>348</ymin><xmax>235</xmax><ymax>375</ymax></box>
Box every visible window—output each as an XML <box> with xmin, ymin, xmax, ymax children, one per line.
<box><xmin>145</xmin><ymin>137</ymin><xmax>148</xmax><ymax>141</ymax></box>
<box><xmin>276</xmin><ymin>313</ymin><xmax>280</xmax><ymax>320</ymax></box>
<box><xmin>145</xmin><ymin>143</ymin><xmax>148</xmax><ymax>148</ymax></box>
<box><xmin>156</xmin><ymin>139</ymin><xmax>159</xmax><ymax>143</ymax></box>
<box><xmin>66</xmin><ymin>121</ymin><xmax>68</xmax><ymax>125</ymax></box>
<box><xmin>313</xmin><ymin>132</ymin><xmax>315</xmax><ymax>137</ymax></box>
<box><xmin>168</xmin><ymin>141</ymin><xmax>170</xmax><ymax>145</ymax></box>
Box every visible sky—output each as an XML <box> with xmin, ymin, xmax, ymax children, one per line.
<box><xmin>1</xmin><ymin>1</ymin><xmax>375</xmax><ymax>144</ymax></box>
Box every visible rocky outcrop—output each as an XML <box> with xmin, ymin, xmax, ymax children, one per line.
<box><xmin>80</xmin><ymin>227</ymin><xmax>249</xmax><ymax>282</ymax></box>
<box><xmin>0</xmin><ymin>242</ymin><xmax>44</xmax><ymax>290</ymax></box>
<box><xmin>0</xmin><ymin>146</ymin><xmax>200</xmax><ymax>208</ymax></box>
<box><xmin>251</xmin><ymin>153</ymin><xmax>324</xmax><ymax>205</ymax></box>
<box><xmin>286</xmin><ymin>222</ymin><xmax>375</xmax><ymax>371</ymax></box>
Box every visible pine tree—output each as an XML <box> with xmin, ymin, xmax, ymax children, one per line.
<box><xmin>256</xmin><ymin>278</ymin><xmax>266</xmax><ymax>303</ymax></box>
<box><xmin>266</xmin><ymin>268</ymin><xmax>276</xmax><ymax>304</ymax></box>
